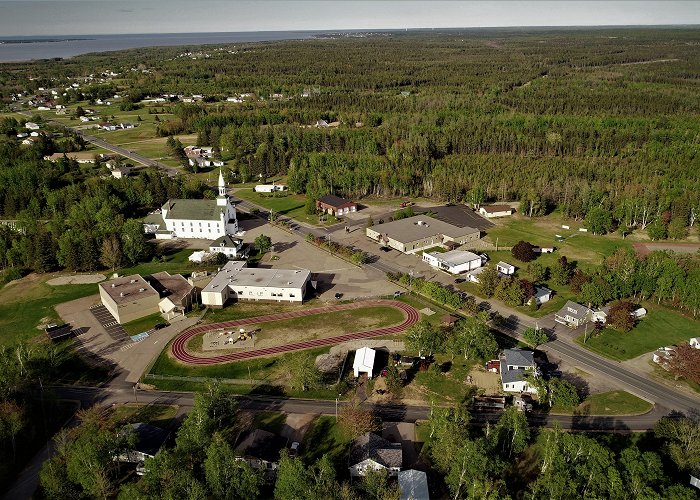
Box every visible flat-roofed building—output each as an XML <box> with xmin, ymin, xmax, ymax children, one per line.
<box><xmin>422</xmin><ymin>249</ymin><xmax>482</xmax><ymax>274</ymax></box>
<box><xmin>99</xmin><ymin>275</ymin><xmax>160</xmax><ymax>324</ymax></box>
<box><xmin>201</xmin><ymin>261</ymin><xmax>311</xmax><ymax>307</ymax></box>
<box><xmin>366</xmin><ymin>215</ymin><xmax>480</xmax><ymax>254</ymax></box>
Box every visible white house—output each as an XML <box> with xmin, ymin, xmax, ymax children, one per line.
<box><xmin>200</xmin><ymin>261</ymin><xmax>310</xmax><ymax>307</ymax></box>
<box><xmin>479</xmin><ymin>205</ymin><xmax>514</xmax><ymax>218</ymax></box>
<box><xmin>254</xmin><ymin>183</ymin><xmax>287</xmax><ymax>193</ymax></box>
<box><xmin>208</xmin><ymin>235</ymin><xmax>245</xmax><ymax>258</ymax></box>
<box><xmin>496</xmin><ymin>261</ymin><xmax>516</xmax><ymax>275</ymax></box>
<box><xmin>422</xmin><ymin>250</ymin><xmax>482</xmax><ymax>275</ymax></box>
<box><xmin>500</xmin><ymin>349</ymin><xmax>538</xmax><ymax>394</ymax></box>
<box><xmin>554</xmin><ymin>301</ymin><xmax>592</xmax><ymax>328</ymax></box>
<box><xmin>349</xmin><ymin>433</ymin><xmax>402</xmax><ymax>478</ymax></box>
<box><xmin>529</xmin><ymin>286</ymin><xmax>553</xmax><ymax>305</ymax></box>
<box><xmin>353</xmin><ymin>347</ymin><xmax>376</xmax><ymax>378</ymax></box>
<box><xmin>143</xmin><ymin>170</ymin><xmax>238</xmax><ymax>239</ymax></box>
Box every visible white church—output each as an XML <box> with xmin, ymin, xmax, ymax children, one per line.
<box><xmin>143</xmin><ymin>170</ymin><xmax>238</xmax><ymax>239</ymax></box>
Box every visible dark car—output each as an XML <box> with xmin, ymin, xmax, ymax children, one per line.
<box><xmin>380</xmin><ymin>246</ymin><xmax>391</xmax><ymax>252</ymax></box>
<box><xmin>154</xmin><ymin>323</ymin><xmax>168</xmax><ymax>330</ymax></box>
<box><xmin>334</xmin><ymin>292</ymin><xmax>342</xmax><ymax>300</ymax></box>
<box><xmin>393</xmin><ymin>291</ymin><xmax>402</xmax><ymax>298</ymax></box>
<box><xmin>454</xmin><ymin>278</ymin><xmax>466</xmax><ymax>284</ymax></box>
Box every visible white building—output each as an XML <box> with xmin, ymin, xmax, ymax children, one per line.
<box><xmin>353</xmin><ymin>347</ymin><xmax>376</xmax><ymax>378</ymax></box>
<box><xmin>25</xmin><ymin>122</ymin><xmax>40</xmax><ymax>130</ymax></box>
<box><xmin>500</xmin><ymin>349</ymin><xmax>538</xmax><ymax>394</ymax></box>
<box><xmin>254</xmin><ymin>183</ymin><xmax>287</xmax><ymax>193</ymax></box>
<box><xmin>529</xmin><ymin>286</ymin><xmax>553</xmax><ymax>305</ymax></box>
<box><xmin>496</xmin><ymin>261</ymin><xmax>516</xmax><ymax>275</ymax></box>
<box><xmin>143</xmin><ymin>170</ymin><xmax>238</xmax><ymax>239</ymax></box>
<box><xmin>209</xmin><ymin>235</ymin><xmax>246</xmax><ymax>258</ymax></box>
<box><xmin>201</xmin><ymin>261</ymin><xmax>310</xmax><ymax>307</ymax></box>
<box><xmin>690</xmin><ymin>337</ymin><xmax>700</xmax><ymax>349</ymax></box>
<box><xmin>479</xmin><ymin>205</ymin><xmax>514</xmax><ymax>218</ymax></box>
<box><xmin>422</xmin><ymin>250</ymin><xmax>482</xmax><ymax>275</ymax></box>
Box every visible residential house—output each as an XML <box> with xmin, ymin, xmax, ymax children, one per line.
<box><xmin>496</xmin><ymin>261</ymin><xmax>516</xmax><ymax>275</ymax></box>
<box><xmin>422</xmin><ymin>250</ymin><xmax>482</xmax><ymax>275</ymax></box>
<box><xmin>208</xmin><ymin>234</ymin><xmax>246</xmax><ymax>259</ymax></box>
<box><xmin>118</xmin><ymin>423</ymin><xmax>169</xmax><ymax>473</ymax></box>
<box><xmin>652</xmin><ymin>347</ymin><xmax>676</xmax><ymax>369</ymax></box>
<box><xmin>112</xmin><ymin>166</ymin><xmax>131</xmax><ymax>179</ymax></box>
<box><xmin>529</xmin><ymin>286</ymin><xmax>553</xmax><ymax>306</ymax></box>
<box><xmin>349</xmin><ymin>432</ymin><xmax>402</xmax><ymax>478</ymax></box>
<box><xmin>201</xmin><ymin>260</ymin><xmax>311</xmax><ymax>307</ymax></box>
<box><xmin>317</xmin><ymin>195</ymin><xmax>357</xmax><ymax>216</ymax></box>
<box><xmin>554</xmin><ymin>300</ymin><xmax>592</xmax><ymax>328</ymax></box>
<box><xmin>234</xmin><ymin>429</ymin><xmax>287</xmax><ymax>482</ymax></box>
<box><xmin>44</xmin><ymin>152</ymin><xmax>96</xmax><ymax>164</ymax></box>
<box><xmin>120</xmin><ymin>122</ymin><xmax>134</xmax><ymax>129</ymax></box>
<box><xmin>100</xmin><ymin>122</ymin><xmax>118</xmax><ymax>131</ymax></box>
<box><xmin>399</xmin><ymin>469</ymin><xmax>430</xmax><ymax>500</ymax></box>
<box><xmin>353</xmin><ymin>347</ymin><xmax>376</xmax><ymax>378</ymax></box>
<box><xmin>79</xmin><ymin>115</ymin><xmax>91</xmax><ymax>122</ymax></box>
<box><xmin>479</xmin><ymin>205</ymin><xmax>514</xmax><ymax>218</ymax></box>
<box><xmin>499</xmin><ymin>348</ymin><xmax>538</xmax><ymax>394</ymax></box>
<box><xmin>367</xmin><ymin>215</ymin><xmax>481</xmax><ymax>254</ymax></box>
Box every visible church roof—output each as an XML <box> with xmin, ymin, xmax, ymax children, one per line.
<box><xmin>162</xmin><ymin>198</ymin><xmax>225</xmax><ymax>222</ymax></box>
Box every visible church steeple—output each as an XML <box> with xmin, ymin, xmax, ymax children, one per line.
<box><xmin>216</xmin><ymin>169</ymin><xmax>228</xmax><ymax>206</ymax></box>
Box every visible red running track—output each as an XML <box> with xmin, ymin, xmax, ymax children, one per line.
<box><xmin>171</xmin><ymin>300</ymin><xmax>420</xmax><ymax>365</ymax></box>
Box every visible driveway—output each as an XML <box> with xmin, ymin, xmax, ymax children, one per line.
<box><xmin>382</xmin><ymin>421</ymin><xmax>422</xmax><ymax>470</ymax></box>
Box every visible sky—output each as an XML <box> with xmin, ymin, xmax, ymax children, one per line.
<box><xmin>1</xmin><ymin>0</ymin><xmax>699</xmax><ymax>37</ymax></box>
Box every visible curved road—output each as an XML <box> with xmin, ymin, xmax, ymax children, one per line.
<box><xmin>172</xmin><ymin>300</ymin><xmax>420</xmax><ymax>365</ymax></box>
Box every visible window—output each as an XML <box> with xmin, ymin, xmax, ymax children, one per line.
<box><xmin>238</xmin><ymin>291</ymin><xmax>243</xmax><ymax>294</ymax></box>
<box><xmin>289</xmin><ymin>294</ymin><xmax>295</xmax><ymax>297</ymax></box>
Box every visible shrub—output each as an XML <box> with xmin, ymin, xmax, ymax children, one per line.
<box><xmin>511</xmin><ymin>240</ymin><xmax>536</xmax><ymax>263</ymax></box>
<box><xmin>607</xmin><ymin>300</ymin><xmax>636</xmax><ymax>332</ymax></box>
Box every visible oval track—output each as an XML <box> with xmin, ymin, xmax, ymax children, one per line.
<box><xmin>171</xmin><ymin>300</ymin><xmax>420</xmax><ymax>365</ymax></box>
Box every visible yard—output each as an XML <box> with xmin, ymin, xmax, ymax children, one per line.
<box><xmin>573</xmin><ymin>391</ymin><xmax>652</xmax><ymax>416</ymax></box>
<box><xmin>576</xmin><ymin>305</ymin><xmax>700</xmax><ymax>361</ymax></box>
<box><xmin>122</xmin><ymin>312</ymin><xmax>164</xmax><ymax>336</ymax></box>
<box><xmin>233</xmin><ymin>188</ymin><xmax>341</xmax><ymax>226</ymax></box>
<box><xmin>300</xmin><ymin>415</ymin><xmax>353</xmax><ymax>471</ymax></box>
<box><xmin>110</xmin><ymin>403</ymin><xmax>179</xmax><ymax>429</ymax></box>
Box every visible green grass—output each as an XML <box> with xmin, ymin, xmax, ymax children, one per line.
<box><xmin>650</xmin><ymin>362</ymin><xmax>700</xmax><ymax>394</ymax></box>
<box><xmin>122</xmin><ymin>312</ymin><xmax>164</xmax><ymax>336</ymax></box>
<box><xmin>576</xmin><ymin>305</ymin><xmax>700</xmax><ymax>360</ymax></box>
<box><xmin>412</xmin><ymin>357</ymin><xmax>479</xmax><ymax>403</ymax></box>
<box><xmin>0</xmin><ymin>279</ymin><xmax>99</xmax><ymax>346</ymax></box>
<box><xmin>234</xmin><ymin>189</ymin><xmax>308</xmax><ymax>219</ymax></box>
<box><xmin>110</xmin><ymin>404</ymin><xmax>179</xmax><ymax>428</ymax></box>
<box><xmin>575</xmin><ymin>391</ymin><xmax>652</xmax><ymax>416</ymax></box>
<box><xmin>301</xmin><ymin>415</ymin><xmax>353</xmax><ymax>470</ymax></box>
<box><xmin>252</xmin><ymin>411</ymin><xmax>287</xmax><ymax>434</ymax></box>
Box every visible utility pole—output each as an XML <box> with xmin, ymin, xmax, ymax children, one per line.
<box><xmin>335</xmin><ymin>396</ymin><xmax>339</xmax><ymax>421</ymax></box>
<box><xmin>133</xmin><ymin>383</ymin><xmax>138</xmax><ymax>403</ymax></box>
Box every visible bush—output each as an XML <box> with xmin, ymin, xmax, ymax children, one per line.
<box><xmin>511</xmin><ymin>240</ymin><xmax>536</xmax><ymax>263</ymax></box>
<box><xmin>607</xmin><ymin>300</ymin><xmax>636</xmax><ymax>332</ymax></box>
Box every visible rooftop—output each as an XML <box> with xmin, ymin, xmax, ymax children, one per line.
<box><xmin>481</xmin><ymin>204</ymin><xmax>513</xmax><ymax>213</ymax></box>
<box><xmin>399</xmin><ymin>469</ymin><xmax>430</xmax><ymax>500</ymax></box>
<box><xmin>349</xmin><ymin>432</ymin><xmax>402</xmax><ymax>469</ymax></box>
<box><xmin>99</xmin><ymin>275</ymin><xmax>159</xmax><ymax>305</ymax></box>
<box><xmin>203</xmin><ymin>261</ymin><xmax>311</xmax><ymax>293</ymax></box>
<box><xmin>148</xmin><ymin>272</ymin><xmax>194</xmax><ymax>306</ymax></box>
<box><xmin>318</xmin><ymin>194</ymin><xmax>355</xmax><ymax>208</ymax></box>
<box><xmin>502</xmin><ymin>348</ymin><xmax>535</xmax><ymax>367</ymax></box>
<box><xmin>556</xmin><ymin>300</ymin><xmax>592</xmax><ymax>321</ymax></box>
<box><xmin>210</xmin><ymin>234</ymin><xmax>242</xmax><ymax>248</ymax></box>
<box><xmin>353</xmin><ymin>347</ymin><xmax>376</xmax><ymax>370</ymax></box>
<box><xmin>161</xmin><ymin>198</ymin><xmax>229</xmax><ymax>222</ymax></box>
<box><xmin>370</xmin><ymin>215</ymin><xmax>479</xmax><ymax>244</ymax></box>
<box><xmin>426</xmin><ymin>249</ymin><xmax>481</xmax><ymax>266</ymax></box>
<box><xmin>129</xmin><ymin>423</ymin><xmax>169</xmax><ymax>457</ymax></box>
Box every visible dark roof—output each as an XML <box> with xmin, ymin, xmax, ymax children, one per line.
<box><xmin>235</xmin><ymin>429</ymin><xmax>287</xmax><ymax>463</ymax></box>
<box><xmin>555</xmin><ymin>300</ymin><xmax>592</xmax><ymax>321</ymax></box>
<box><xmin>45</xmin><ymin>324</ymin><xmax>72</xmax><ymax>341</ymax></box>
<box><xmin>210</xmin><ymin>235</ymin><xmax>242</xmax><ymax>248</ymax></box>
<box><xmin>500</xmin><ymin>349</ymin><xmax>535</xmax><ymax>384</ymax></box>
<box><xmin>130</xmin><ymin>423</ymin><xmax>169</xmax><ymax>457</ymax></box>
<box><xmin>349</xmin><ymin>432</ymin><xmax>402</xmax><ymax>468</ymax></box>
<box><xmin>481</xmin><ymin>205</ymin><xmax>513</xmax><ymax>213</ymax></box>
<box><xmin>317</xmin><ymin>194</ymin><xmax>355</xmax><ymax>208</ymax></box>
<box><xmin>147</xmin><ymin>272</ymin><xmax>194</xmax><ymax>306</ymax></box>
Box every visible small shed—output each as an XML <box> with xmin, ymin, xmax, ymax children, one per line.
<box><xmin>496</xmin><ymin>261</ymin><xmax>515</xmax><ymax>275</ymax></box>
<box><xmin>353</xmin><ymin>347</ymin><xmax>376</xmax><ymax>378</ymax></box>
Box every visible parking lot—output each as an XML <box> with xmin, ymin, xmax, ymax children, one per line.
<box><xmin>90</xmin><ymin>304</ymin><xmax>129</xmax><ymax>342</ymax></box>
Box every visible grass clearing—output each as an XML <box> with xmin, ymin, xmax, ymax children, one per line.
<box><xmin>122</xmin><ymin>312</ymin><xmax>164</xmax><ymax>336</ymax></box>
<box><xmin>411</xmin><ymin>358</ymin><xmax>478</xmax><ymax>404</ymax></box>
<box><xmin>301</xmin><ymin>415</ymin><xmax>353</xmax><ymax>471</ymax></box>
<box><xmin>110</xmin><ymin>404</ymin><xmax>178</xmax><ymax>429</ymax></box>
<box><xmin>252</xmin><ymin>411</ymin><xmax>287</xmax><ymax>434</ymax></box>
<box><xmin>575</xmin><ymin>391</ymin><xmax>652</xmax><ymax>416</ymax></box>
<box><xmin>576</xmin><ymin>305</ymin><xmax>700</xmax><ymax>360</ymax></box>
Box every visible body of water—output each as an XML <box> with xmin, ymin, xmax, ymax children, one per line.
<box><xmin>0</xmin><ymin>31</ymin><xmax>331</xmax><ymax>62</ymax></box>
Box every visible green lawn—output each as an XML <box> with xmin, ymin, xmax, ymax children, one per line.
<box><xmin>122</xmin><ymin>312</ymin><xmax>164</xmax><ymax>336</ymax></box>
<box><xmin>576</xmin><ymin>306</ymin><xmax>700</xmax><ymax>360</ymax></box>
<box><xmin>110</xmin><ymin>403</ymin><xmax>179</xmax><ymax>429</ymax></box>
<box><xmin>234</xmin><ymin>189</ymin><xmax>307</xmax><ymax>219</ymax></box>
<box><xmin>252</xmin><ymin>411</ymin><xmax>287</xmax><ymax>434</ymax></box>
<box><xmin>301</xmin><ymin>415</ymin><xmax>353</xmax><ymax>470</ymax></box>
<box><xmin>412</xmin><ymin>358</ymin><xmax>479</xmax><ymax>403</ymax></box>
<box><xmin>575</xmin><ymin>391</ymin><xmax>652</xmax><ymax>416</ymax></box>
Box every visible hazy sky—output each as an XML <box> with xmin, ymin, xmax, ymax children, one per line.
<box><xmin>1</xmin><ymin>1</ymin><xmax>699</xmax><ymax>37</ymax></box>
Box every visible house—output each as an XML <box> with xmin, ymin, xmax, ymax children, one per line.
<box><xmin>188</xmin><ymin>156</ymin><xmax>211</xmax><ymax>168</ymax></box>
<box><xmin>554</xmin><ymin>300</ymin><xmax>592</xmax><ymax>328</ymax></box>
<box><xmin>315</xmin><ymin>119</ymin><xmax>329</xmax><ymax>128</ymax></box>
<box><xmin>235</xmin><ymin>429</ymin><xmax>287</xmax><ymax>482</ymax></box>
<box><xmin>118</xmin><ymin>423</ymin><xmax>169</xmax><ymax>470</ymax></box>
<box><xmin>79</xmin><ymin>115</ymin><xmax>91</xmax><ymax>122</ymax></box>
<box><xmin>16</xmin><ymin>132</ymin><xmax>28</xmax><ymax>138</ymax></box>
<box><xmin>100</xmin><ymin>122</ymin><xmax>118</xmax><ymax>131</ymax></box>
<box><xmin>652</xmin><ymin>347</ymin><xmax>676</xmax><ymax>369</ymax></box>
<box><xmin>353</xmin><ymin>347</ymin><xmax>376</xmax><ymax>378</ymax></box>
<box><xmin>150</xmin><ymin>272</ymin><xmax>196</xmax><ymax>321</ymax></box>
<box><xmin>534</xmin><ymin>246</ymin><xmax>555</xmax><ymax>254</ymax></box>
<box><xmin>44</xmin><ymin>152</ymin><xmax>96</xmax><ymax>164</ymax></box>
<box><xmin>111</xmin><ymin>166</ymin><xmax>131</xmax><ymax>179</ymax></box>
<box><xmin>496</xmin><ymin>261</ymin><xmax>516</xmax><ymax>275</ymax></box>
<box><xmin>441</xmin><ymin>315</ymin><xmax>460</xmax><ymax>327</ymax></box>
<box><xmin>349</xmin><ymin>432</ymin><xmax>402</xmax><ymax>478</ymax></box>
<box><xmin>254</xmin><ymin>183</ymin><xmax>287</xmax><ymax>193</ymax></box>
<box><xmin>499</xmin><ymin>348</ymin><xmax>538</xmax><ymax>394</ymax></box>
<box><xmin>422</xmin><ymin>250</ymin><xmax>482</xmax><ymax>275</ymax></box>
<box><xmin>25</xmin><ymin>122</ymin><xmax>40</xmax><ymax>130</ymax></box>
<box><xmin>208</xmin><ymin>235</ymin><xmax>246</xmax><ymax>259</ymax></box>
<box><xmin>317</xmin><ymin>195</ymin><xmax>357</xmax><ymax>216</ymax></box>
<box><xmin>479</xmin><ymin>205</ymin><xmax>514</xmax><ymax>218</ymax></box>
<box><xmin>99</xmin><ymin>275</ymin><xmax>161</xmax><ymax>324</ymax></box>
<box><xmin>399</xmin><ymin>469</ymin><xmax>430</xmax><ymax>500</ymax></box>
<box><xmin>143</xmin><ymin>170</ymin><xmax>238</xmax><ymax>239</ymax></box>
<box><xmin>467</xmin><ymin>266</ymin><xmax>485</xmax><ymax>283</ymax></box>
<box><xmin>201</xmin><ymin>260</ymin><xmax>311</xmax><ymax>307</ymax></box>
<box><xmin>120</xmin><ymin>122</ymin><xmax>134</xmax><ymax>129</ymax></box>
<box><xmin>367</xmin><ymin>215</ymin><xmax>481</xmax><ymax>254</ymax></box>
<box><xmin>690</xmin><ymin>338</ymin><xmax>700</xmax><ymax>349</ymax></box>
<box><xmin>529</xmin><ymin>286</ymin><xmax>553</xmax><ymax>305</ymax></box>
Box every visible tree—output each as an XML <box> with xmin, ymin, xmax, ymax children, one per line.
<box><xmin>338</xmin><ymin>401</ymin><xmax>378</xmax><ymax>439</ymax></box>
<box><xmin>384</xmin><ymin>364</ymin><xmax>403</xmax><ymax>396</ymax></box>
<box><xmin>75</xmin><ymin>106</ymin><xmax>85</xmax><ymax>117</ymax></box>
<box><xmin>569</xmin><ymin>269</ymin><xmax>590</xmax><ymax>294</ymax></box>
<box><xmin>668</xmin><ymin>217</ymin><xmax>688</xmax><ymax>240</ymax></box>
<box><xmin>404</xmin><ymin>320</ymin><xmax>444</xmax><ymax>356</ymax></box>
<box><xmin>274</xmin><ymin>452</ymin><xmax>313</xmax><ymax>500</ymax></box>
<box><xmin>204</xmin><ymin>434</ymin><xmax>262</xmax><ymax>500</ymax></box>
<box><xmin>121</xmin><ymin>219</ymin><xmax>152</xmax><ymax>265</ymax></box>
<box><xmin>254</xmin><ymin>234</ymin><xmax>272</xmax><ymax>254</ymax></box>
<box><xmin>511</xmin><ymin>240</ymin><xmax>536</xmax><ymax>262</ymax></box>
<box><xmin>655</xmin><ymin>416</ymin><xmax>700</xmax><ymax>472</ymax></box>
<box><xmin>551</xmin><ymin>256</ymin><xmax>573</xmax><ymax>286</ymax></box>
<box><xmin>546</xmin><ymin>378</ymin><xmax>580</xmax><ymax>409</ymax></box>
<box><xmin>619</xmin><ymin>446</ymin><xmax>665</xmax><ymax>499</ymax></box>
<box><xmin>356</xmin><ymin>468</ymin><xmax>399</xmax><ymax>500</ymax></box>
<box><xmin>495</xmin><ymin>278</ymin><xmax>525</xmax><ymax>307</ymax></box>
<box><xmin>0</xmin><ymin>400</ymin><xmax>24</xmax><ymax>461</ymax></box>
<box><xmin>100</xmin><ymin>235</ymin><xmax>122</xmax><ymax>271</ymax></box>
<box><xmin>478</xmin><ymin>267</ymin><xmax>501</xmax><ymax>298</ymax></box>
<box><xmin>286</xmin><ymin>353</ymin><xmax>322</xmax><ymax>391</ymax></box>
<box><xmin>585</xmin><ymin>206</ymin><xmax>613</xmax><ymax>235</ymax></box>
<box><xmin>522</xmin><ymin>327</ymin><xmax>548</xmax><ymax>348</ymax></box>
<box><xmin>579</xmin><ymin>278</ymin><xmax>611</xmax><ymax>308</ymax></box>
<box><xmin>527</xmin><ymin>262</ymin><xmax>549</xmax><ymax>283</ymax></box>
<box><xmin>490</xmin><ymin>407</ymin><xmax>530</xmax><ymax>459</ymax></box>
<box><xmin>452</xmin><ymin>315</ymin><xmax>498</xmax><ymax>361</ymax></box>
<box><xmin>647</xmin><ymin>219</ymin><xmax>667</xmax><ymax>240</ymax></box>
<box><xmin>667</xmin><ymin>343</ymin><xmax>700</xmax><ymax>385</ymax></box>
<box><xmin>607</xmin><ymin>300</ymin><xmax>636</xmax><ymax>332</ymax></box>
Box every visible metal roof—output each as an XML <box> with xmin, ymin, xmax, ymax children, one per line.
<box><xmin>370</xmin><ymin>215</ymin><xmax>479</xmax><ymax>244</ymax></box>
<box><xmin>161</xmin><ymin>198</ymin><xmax>227</xmax><ymax>222</ymax></box>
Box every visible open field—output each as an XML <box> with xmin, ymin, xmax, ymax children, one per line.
<box><xmin>110</xmin><ymin>403</ymin><xmax>178</xmax><ymax>429</ymax></box>
<box><xmin>574</xmin><ymin>391</ymin><xmax>652</xmax><ymax>416</ymax></box>
<box><xmin>576</xmin><ymin>305</ymin><xmax>700</xmax><ymax>361</ymax></box>
<box><xmin>186</xmin><ymin>306</ymin><xmax>405</xmax><ymax>354</ymax></box>
<box><xmin>233</xmin><ymin>188</ymin><xmax>337</xmax><ymax>226</ymax></box>
<box><xmin>122</xmin><ymin>312</ymin><xmax>164</xmax><ymax>336</ymax></box>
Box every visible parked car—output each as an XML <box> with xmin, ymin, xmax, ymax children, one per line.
<box><xmin>380</xmin><ymin>246</ymin><xmax>391</xmax><ymax>252</ymax></box>
<box><xmin>289</xmin><ymin>442</ymin><xmax>300</xmax><ymax>457</ymax></box>
<box><xmin>454</xmin><ymin>278</ymin><xmax>466</xmax><ymax>284</ymax></box>
<box><xmin>334</xmin><ymin>292</ymin><xmax>342</xmax><ymax>300</ymax></box>
<box><xmin>393</xmin><ymin>291</ymin><xmax>402</xmax><ymax>298</ymax></box>
<box><xmin>154</xmin><ymin>323</ymin><xmax>168</xmax><ymax>330</ymax></box>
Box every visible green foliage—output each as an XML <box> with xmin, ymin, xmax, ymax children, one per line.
<box><xmin>647</xmin><ymin>219</ymin><xmax>667</xmax><ymax>240</ymax></box>
<box><xmin>285</xmin><ymin>352</ymin><xmax>322</xmax><ymax>392</ymax></box>
<box><xmin>655</xmin><ymin>416</ymin><xmax>700</xmax><ymax>473</ymax></box>
<box><xmin>478</xmin><ymin>267</ymin><xmax>501</xmax><ymax>298</ymax></box>
<box><xmin>546</xmin><ymin>378</ymin><xmax>581</xmax><ymax>409</ymax></box>
<box><xmin>253</xmin><ymin>234</ymin><xmax>272</xmax><ymax>254</ymax></box>
<box><xmin>204</xmin><ymin>434</ymin><xmax>262</xmax><ymax>500</ymax></box>
<box><xmin>449</xmin><ymin>315</ymin><xmax>498</xmax><ymax>361</ymax></box>
<box><xmin>551</xmin><ymin>256</ymin><xmax>574</xmax><ymax>286</ymax></box>
<box><xmin>585</xmin><ymin>206</ymin><xmax>613</xmax><ymax>235</ymax></box>
<box><xmin>495</xmin><ymin>277</ymin><xmax>525</xmax><ymax>306</ymax></box>
<box><xmin>522</xmin><ymin>327</ymin><xmax>549</xmax><ymax>348</ymax></box>
<box><xmin>404</xmin><ymin>320</ymin><xmax>445</xmax><ymax>356</ymax></box>
<box><xmin>667</xmin><ymin>217</ymin><xmax>688</xmax><ymax>239</ymax></box>
<box><xmin>607</xmin><ymin>300</ymin><xmax>636</xmax><ymax>332</ymax></box>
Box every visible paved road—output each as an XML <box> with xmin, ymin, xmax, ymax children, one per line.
<box><xmin>171</xmin><ymin>300</ymin><xmax>419</xmax><ymax>365</ymax></box>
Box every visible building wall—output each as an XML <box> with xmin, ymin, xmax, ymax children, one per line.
<box><xmin>350</xmin><ymin>459</ymin><xmax>391</xmax><ymax>478</ymax></box>
<box><xmin>99</xmin><ymin>287</ymin><xmax>160</xmax><ymax>324</ymax></box>
<box><xmin>502</xmin><ymin>381</ymin><xmax>536</xmax><ymax>393</ymax></box>
<box><xmin>202</xmin><ymin>282</ymin><xmax>308</xmax><ymax>307</ymax></box>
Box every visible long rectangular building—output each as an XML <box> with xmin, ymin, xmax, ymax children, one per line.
<box><xmin>201</xmin><ymin>261</ymin><xmax>311</xmax><ymax>307</ymax></box>
<box><xmin>366</xmin><ymin>215</ymin><xmax>480</xmax><ymax>254</ymax></box>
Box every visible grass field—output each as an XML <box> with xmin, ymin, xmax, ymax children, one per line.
<box><xmin>122</xmin><ymin>312</ymin><xmax>164</xmax><ymax>336</ymax></box>
<box><xmin>110</xmin><ymin>403</ymin><xmax>178</xmax><ymax>429</ymax></box>
<box><xmin>300</xmin><ymin>415</ymin><xmax>353</xmax><ymax>471</ymax></box>
<box><xmin>411</xmin><ymin>357</ymin><xmax>479</xmax><ymax>403</ymax></box>
<box><xmin>576</xmin><ymin>305</ymin><xmax>700</xmax><ymax>360</ymax></box>
<box><xmin>234</xmin><ymin>188</ymin><xmax>338</xmax><ymax>226</ymax></box>
<box><xmin>575</xmin><ymin>391</ymin><xmax>652</xmax><ymax>416</ymax></box>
